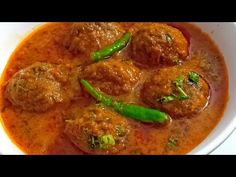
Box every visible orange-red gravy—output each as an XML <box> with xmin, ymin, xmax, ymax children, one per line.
<box><xmin>0</xmin><ymin>23</ymin><xmax>228</xmax><ymax>154</ymax></box>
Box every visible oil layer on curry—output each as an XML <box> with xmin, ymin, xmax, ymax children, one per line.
<box><xmin>0</xmin><ymin>23</ymin><xmax>228</xmax><ymax>154</ymax></box>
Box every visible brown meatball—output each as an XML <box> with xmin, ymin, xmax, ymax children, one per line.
<box><xmin>5</xmin><ymin>62</ymin><xmax>82</xmax><ymax>112</ymax></box>
<box><xmin>141</xmin><ymin>67</ymin><xmax>210</xmax><ymax>118</ymax></box>
<box><xmin>129</xmin><ymin>23</ymin><xmax>189</xmax><ymax>67</ymax></box>
<box><xmin>64</xmin><ymin>106</ymin><xmax>130</xmax><ymax>154</ymax></box>
<box><xmin>82</xmin><ymin>58</ymin><xmax>141</xmax><ymax>96</ymax></box>
<box><xmin>64</xmin><ymin>22</ymin><xmax>124</xmax><ymax>57</ymax></box>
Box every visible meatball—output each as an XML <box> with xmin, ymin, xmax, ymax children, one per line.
<box><xmin>129</xmin><ymin>23</ymin><xmax>189</xmax><ymax>67</ymax></box>
<box><xmin>82</xmin><ymin>58</ymin><xmax>141</xmax><ymax>96</ymax></box>
<box><xmin>64</xmin><ymin>106</ymin><xmax>130</xmax><ymax>154</ymax></box>
<box><xmin>64</xmin><ymin>22</ymin><xmax>124</xmax><ymax>57</ymax></box>
<box><xmin>5</xmin><ymin>62</ymin><xmax>81</xmax><ymax>112</ymax></box>
<box><xmin>141</xmin><ymin>67</ymin><xmax>210</xmax><ymax>118</ymax></box>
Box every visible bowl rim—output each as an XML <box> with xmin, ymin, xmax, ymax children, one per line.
<box><xmin>188</xmin><ymin>22</ymin><xmax>236</xmax><ymax>154</ymax></box>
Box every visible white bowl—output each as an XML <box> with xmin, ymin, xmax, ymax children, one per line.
<box><xmin>0</xmin><ymin>22</ymin><xmax>236</xmax><ymax>155</ymax></box>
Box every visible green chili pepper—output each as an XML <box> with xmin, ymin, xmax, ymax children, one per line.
<box><xmin>80</xmin><ymin>79</ymin><xmax>170</xmax><ymax>124</ymax></box>
<box><xmin>91</xmin><ymin>32</ymin><xmax>131</xmax><ymax>62</ymax></box>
